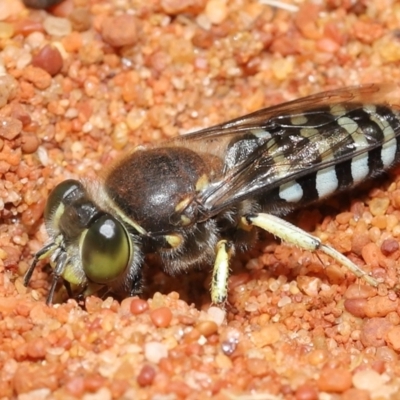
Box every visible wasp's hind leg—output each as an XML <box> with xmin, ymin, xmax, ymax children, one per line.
<box><xmin>242</xmin><ymin>213</ymin><xmax>379</xmax><ymax>287</ymax></box>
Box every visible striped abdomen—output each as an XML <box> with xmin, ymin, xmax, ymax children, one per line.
<box><xmin>259</xmin><ymin>104</ymin><xmax>400</xmax><ymax>214</ymax></box>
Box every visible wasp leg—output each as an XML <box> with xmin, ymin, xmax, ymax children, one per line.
<box><xmin>23</xmin><ymin>242</ymin><xmax>58</xmax><ymax>287</ymax></box>
<box><xmin>211</xmin><ymin>240</ymin><xmax>234</xmax><ymax>304</ymax></box>
<box><xmin>46</xmin><ymin>252</ymin><xmax>68</xmax><ymax>305</ymax></box>
<box><xmin>242</xmin><ymin>213</ymin><xmax>379</xmax><ymax>287</ymax></box>
<box><xmin>64</xmin><ymin>280</ymin><xmax>74</xmax><ymax>298</ymax></box>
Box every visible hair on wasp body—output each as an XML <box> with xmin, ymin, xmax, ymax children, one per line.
<box><xmin>24</xmin><ymin>83</ymin><xmax>400</xmax><ymax>305</ymax></box>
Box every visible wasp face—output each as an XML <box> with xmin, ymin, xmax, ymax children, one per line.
<box><xmin>24</xmin><ymin>179</ymin><xmax>144</xmax><ymax>303</ymax></box>
<box><xmin>25</xmin><ymin>84</ymin><xmax>400</xmax><ymax>304</ymax></box>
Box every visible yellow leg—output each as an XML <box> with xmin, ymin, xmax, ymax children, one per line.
<box><xmin>211</xmin><ymin>240</ymin><xmax>233</xmax><ymax>304</ymax></box>
<box><xmin>242</xmin><ymin>213</ymin><xmax>378</xmax><ymax>287</ymax></box>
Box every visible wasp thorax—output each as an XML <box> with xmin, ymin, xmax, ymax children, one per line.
<box><xmin>105</xmin><ymin>147</ymin><xmax>210</xmax><ymax>232</ymax></box>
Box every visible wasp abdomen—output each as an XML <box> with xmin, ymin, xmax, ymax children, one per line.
<box><xmin>261</xmin><ymin>104</ymin><xmax>400</xmax><ymax>211</ymax></box>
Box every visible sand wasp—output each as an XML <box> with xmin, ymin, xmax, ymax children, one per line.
<box><xmin>25</xmin><ymin>84</ymin><xmax>400</xmax><ymax>304</ymax></box>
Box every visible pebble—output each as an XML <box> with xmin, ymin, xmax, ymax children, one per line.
<box><xmin>65</xmin><ymin>377</ymin><xmax>85</xmax><ymax>397</ymax></box>
<box><xmin>79</xmin><ymin>42</ymin><xmax>104</xmax><ymax>65</ymax></box>
<box><xmin>295</xmin><ymin>2</ymin><xmax>320</xmax><ymax>40</ymax></box>
<box><xmin>215</xmin><ymin>353</ymin><xmax>232</xmax><ymax>369</ymax></box>
<box><xmin>0</xmin><ymin>75</ymin><xmax>17</xmax><ymax>107</ymax></box>
<box><xmin>150</xmin><ymin>307</ymin><xmax>173</xmax><ymax>328</ymax></box>
<box><xmin>26</xmin><ymin>338</ymin><xmax>48</xmax><ymax>360</ymax></box>
<box><xmin>144</xmin><ymin>342</ymin><xmax>168</xmax><ymax>363</ymax></box>
<box><xmin>22</xmin><ymin>66</ymin><xmax>52</xmax><ymax>90</ymax></box>
<box><xmin>295</xmin><ymin>384</ymin><xmax>318</xmax><ymax>400</ymax></box>
<box><xmin>101</xmin><ymin>15</ymin><xmax>138</xmax><ymax>47</ymax></box>
<box><xmin>352</xmin><ymin>369</ymin><xmax>387</xmax><ymax>391</ymax></box>
<box><xmin>19</xmin><ymin>389</ymin><xmax>52</xmax><ymax>400</ymax></box>
<box><xmin>207</xmin><ymin>306</ymin><xmax>225</xmax><ymax>325</ymax></box>
<box><xmin>336</xmin><ymin>212</ymin><xmax>353</xmax><ymax>225</ymax></box>
<box><xmin>391</xmin><ymin>189</ymin><xmax>400</xmax><ymax>209</ymax></box>
<box><xmin>246</xmin><ymin>358</ymin><xmax>270</xmax><ymax>377</ymax></box>
<box><xmin>271</xmin><ymin>58</ymin><xmax>294</xmax><ymax>81</ymax></box>
<box><xmin>195</xmin><ymin>320</ymin><xmax>218</xmax><ymax>337</ymax></box>
<box><xmin>82</xmin><ymin>387</ymin><xmax>112</xmax><ymax>400</ymax></box>
<box><xmin>251</xmin><ymin>325</ymin><xmax>280</xmax><ymax>347</ymax></box>
<box><xmin>360</xmin><ymin>317</ymin><xmax>392</xmax><ymax>347</ymax></box>
<box><xmin>13</xmin><ymin>19</ymin><xmax>43</xmax><ymax>37</ymax></box>
<box><xmin>353</xmin><ymin>20</ymin><xmax>384</xmax><ymax>44</ymax></box>
<box><xmin>342</xmin><ymin>388</ymin><xmax>370</xmax><ymax>400</ymax></box>
<box><xmin>317</xmin><ymin>368</ymin><xmax>352</xmax><ymax>393</ymax></box>
<box><xmin>351</xmin><ymin>233</ymin><xmax>371</xmax><ymax>256</ymax></box>
<box><xmin>386</xmin><ymin>326</ymin><xmax>400</xmax><ymax>351</ymax></box>
<box><xmin>137</xmin><ymin>364</ymin><xmax>156</xmax><ymax>387</ymax></box>
<box><xmin>344</xmin><ymin>298</ymin><xmax>367</xmax><ymax>318</ymax></box>
<box><xmin>345</xmin><ymin>283</ymin><xmax>376</xmax><ymax>299</ymax></box>
<box><xmin>372</xmin><ymin>215</ymin><xmax>387</xmax><ymax>229</ymax></box>
<box><xmin>160</xmin><ymin>0</ymin><xmax>206</xmax><ymax>15</ymax></box>
<box><xmin>31</xmin><ymin>45</ymin><xmax>63</xmax><ymax>76</ymax></box>
<box><xmin>50</xmin><ymin>0</ymin><xmax>73</xmax><ymax>17</ymax></box>
<box><xmin>16</xmin><ymin>51</ymin><xmax>32</xmax><ymax>70</ymax></box>
<box><xmin>130</xmin><ymin>298</ymin><xmax>149</xmax><ymax>315</ymax></box>
<box><xmin>69</xmin><ymin>8</ymin><xmax>92</xmax><ymax>32</ymax></box>
<box><xmin>0</xmin><ymin>296</ymin><xmax>18</xmax><ymax>315</ymax></box>
<box><xmin>14</xmin><ymin>365</ymin><xmax>59</xmax><ymax>393</ymax></box>
<box><xmin>0</xmin><ymin>117</ymin><xmax>22</xmax><ymax>140</ymax></box>
<box><xmin>25</xmin><ymin>32</ymin><xmax>45</xmax><ymax>50</ymax></box>
<box><xmin>364</xmin><ymin>296</ymin><xmax>399</xmax><ymax>318</ymax></box>
<box><xmin>205</xmin><ymin>0</ymin><xmax>228</xmax><ymax>24</ymax></box>
<box><xmin>361</xmin><ymin>242</ymin><xmax>382</xmax><ymax>269</ymax></box>
<box><xmin>381</xmin><ymin>238</ymin><xmax>399</xmax><ymax>255</ymax></box>
<box><xmin>316</xmin><ymin>37</ymin><xmax>340</xmax><ymax>53</ymax></box>
<box><xmin>43</xmin><ymin>16</ymin><xmax>72</xmax><ymax>36</ymax></box>
<box><xmin>0</xmin><ymin>1</ymin><xmax>11</xmax><ymax>20</ymax></box>
<box><xmin>126</xmin><ymin>109</ymin><xmax>146</xmax><ymax>131</ymax></box>
<box><xmin>307</xmin><ymin>349</ymin><xmax>328</xmax><ymax>366</ymax></box>
<box><xmin>369</xmin><ymin>197</ymin><xmax>390</xmax><ymax>216</ymax></box>
<box><xmin>62</xmin><ymin>31</ymin><xmax>82</xmax><ymax>53</ymax></box>
<box><xmin>20</xmin><ymin>132</ymin><xmax>40</xmax><ymax>154</ymax></box>
<box><xmin>0</xmin><ymin>22</ymin><xmax>14</xmax><ymax>39</ymax></box>
<box><xmin>376</xmin><ymin>346</ymin><xmax>398</xmax><ymax>362</ymax></box>
<box><xmin>297</xmin><ymin>276</ymin><xmax>321</xmax><ymax>297</ymax></box>
<box><xmin>21</xmin><ymin>199</ymin><xmax>45</xmax><ymax>227</ymax></box>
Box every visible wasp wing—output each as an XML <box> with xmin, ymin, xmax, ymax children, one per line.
<box><xmin>172</xmin><ymin>84</ymin><xmax>400</xmax><ymax>215</ymax></box>
<box><xmin>172</xmin><ymin>84</ymin><xmax>394</xmax><ymax>162</ymax></box>
<box><xmin>176</xmin><ymin>83</ymin><xmax>391</xmax><ymax>141</ymax></box>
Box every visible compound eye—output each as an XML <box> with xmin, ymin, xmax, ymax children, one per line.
<box><xmin>81</xmin><ymin>215</ymin><xmax>130</xmax><ymax>284</ymax></box>
<box><xmin>44</xmin><ymin>179</ymin><xmax>84</xmax><ymax>223</ymax></box>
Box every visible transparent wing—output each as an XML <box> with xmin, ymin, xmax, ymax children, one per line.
<box><xmin>169</xmin><ymin>84</ymin><xmax>400</xmax><ymax>215</ymax></box>
<box><xmin>175</xmin><ymin>83</ymin><xmax>392</xmax><ymax>142</ymax></box>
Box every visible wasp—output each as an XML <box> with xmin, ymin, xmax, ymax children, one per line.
<box><xmin>24</xmin><ymin>84</ymin><xmax>400</xmax><ymax>305</ymax></box>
